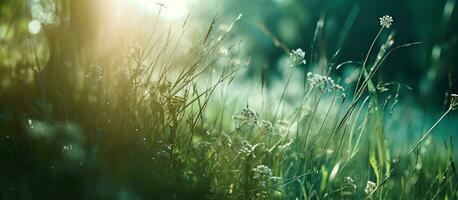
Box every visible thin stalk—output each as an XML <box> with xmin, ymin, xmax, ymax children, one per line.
<box><xmin>307</xmin><ymin>94</ymin><xmax>337</xmax><ymax>153</ymax></box>
<box><xmin>302</xmin><ymin>91</ymin><xmax>323</xmax><ymax>153</ymax></box>
<box><xmin>318</xmin><ymin>97</ymin><xmax>346</xmax><ymax>167</ymax></box>
<box><xmin>348</xmin><ymin>95</ymin><xmax>370</xmax><ymax>155</ymax></box>
<box><xmin>273</xmin><ymin>70</ymin><xmax>293</xmax><ymax>122</ymax></box>
<box><xmin>354</xmin><ymin>27</ymin><xmax>384</xmax><ymax>99</ymax></box>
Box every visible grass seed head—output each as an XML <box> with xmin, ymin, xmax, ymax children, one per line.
<box><xmin>364</xmin><ymin>181</ymin><xmax>377</xmax><ymax>196</ymax></box>
<box><xmin>289</xmin><ymin>48</ymin><xmax>306</xmax><ymax>66</ymax></box>
<box><xmin>380</xmin><ymin>15</ymin><xmax>393</xmax><ymax>28</ymax></box>
<box><xmin>258</xmin><ymin>120</ymin><xmax>274</xmax><ymax>135</ymax></box>
<box><xmin>233</xmin><ymin>107</ymin><xmax>258</xmax><ymax>127</ymax></box>
<box><xmin>253</xmin><ymin>165</ymin><xmax>273</xmax><ymax>185</ymax></box>
<box><xmin>306</xmin><ymin>72</ymin><xmax>345</xmax><ymax>96</ymax></box>
<box><xmin>239</xmin><ymin>140</ymin><xmax>256</xmax><ymax>158</ymax></box>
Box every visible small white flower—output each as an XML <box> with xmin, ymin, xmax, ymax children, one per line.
<box><xmin>289</xmin><ymin>48</ymin><xmax>306</xmax><ymax>66</ymax></box>
<box><xmin>341</xmin><ymin>176</ymin><xmax>357</xmax><ymax>196</ymax></box>
<box><xmin>379</xmin><ymin>15</ymin><xmax>393</xmax><ymax>28</ymax></box>
<box><xmin>239</xmin><ymin>141</ymin><xmax>256</xmax><ymax>158</ymax></box>
<box><xmin>233</xmin><ymin>106</ymin><xmax>258</xmax><ymax>128</ymax></box>
<box><xmin>258</xmin><ymin>120</ymin><xmax>274</xmax><ymax>135</ymax></box>
<box><xmin>241</xmin><ymin>107</ymin><xmax>257</xmax><ymax>121</ymax></box>
<box><xmin>306</xmin><ymin>72</ymin><xmax>345</xmax><ymax>96</ymax></box>
<box><xmin>253</xmin><ymin>165</ymin><xmax>273</xmax><ymax>185</ymax></box>
<box><xmin>306</xmin><ymin>72</ymin><xmax>313</xmax><ymax>78</ymax></box>
<box><xmin>364</xmin><ymin>181</ymin><xmax>377</xmax><ymax>196</ymax></box>
<box><xmin>344</xmin><ymin>176</ymin><xmax>357</xmax><ymax>189</ymax></box>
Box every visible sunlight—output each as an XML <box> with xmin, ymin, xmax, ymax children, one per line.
<box><xmin>119</xmin><ymin>0</ymin><xmax>193</xmax><ymax>20</ymax></box>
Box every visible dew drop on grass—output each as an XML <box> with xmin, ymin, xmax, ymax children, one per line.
<box><xmin>63</xmin><ymin>144</ymin><xmax>73</xmax><ymax>152</ymax></box>
<box><xmin>28</xmin><ymin>119</ymin><xmax>34</xmax><ymax>128</ymax></box>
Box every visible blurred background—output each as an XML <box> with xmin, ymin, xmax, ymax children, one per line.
<box><xmin>215</xmin><ymin>0</ymin><xmax>458</xmax><ymax>101</ymax></box>
<box><xmin>1</xmin><ymin>0</ymin><xmax>457</xmax><ymax>96</ymax></box>
<box><xmin>210</xmin><ymin>0</ymin><xmax>458</xmax><ymax>156</ymax></box>
<box><xmin>197</xmin><ymin>0</ymin><xmax>458</xmax><ymax>146</ymax></box>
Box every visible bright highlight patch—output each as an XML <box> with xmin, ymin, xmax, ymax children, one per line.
<box><xmin>120</xmin><ymin>0</ymin><xmax>193</xmax><ymax>20</ymax></box>
<box><xmin>28</xmin><ymin>20</ymin><xmax>41</xmax><ymax>35</ymax></box>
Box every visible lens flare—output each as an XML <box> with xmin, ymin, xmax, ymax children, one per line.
<box><xmin>119</xmin><ymin>0</ymin><xmax>193</xmax><ymax>20</ymax></box>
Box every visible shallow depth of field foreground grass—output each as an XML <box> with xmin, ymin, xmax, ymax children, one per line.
<box><xmin>1</xmin><ymin>1</ymin><xmax>458</xmax><ymax>199</ymax></box>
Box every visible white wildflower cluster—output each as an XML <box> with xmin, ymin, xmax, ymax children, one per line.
<box><xmin>252</xmin><ymin>165</ymin><xmax>273</xmax><ymax>185</ymax></box>
<box><xmin>364</xmin><ymin>181</ymin><xmax>377</xmax><ymax>196</ymax></box>
<box><xmin>379</xmin><ymin>15</ymin><xmax>393</xmax><ymax>28</ymax></box>
<box><xmin>239</xmin><ymin>141</ymin><xmax>256</xmax><ymax>158</ymax></box>
<box><xmin>257</xmin><ymin>120</ymin><xmax>274</xmax><ymax>135</ymax></box>
<box><xmin>233</xmin><ymin>108</ymin><xmax>277</xmax><ymax>135</ymax></box>
<box><xmin>450</xmin><ymin>94</ymin><xmax>458</xmax><ymax>110</ymax></box>
<box><xmin>289</xmin><ymin>48</ymin><xmax>306</xmax><ymax>66</ymax></box>
<box><xmin>233</xmin><ymin>107</ymin><xmax>258</xmax><ymax>127</ymax></box>
<box><xmin>344</xmin><ymin>176</ymin><xmax>357</xmax><ymax>190</ymax></box>
<box><xmin>306</xmin><ymin>72</ymin><xmax>346</xmax><ymax>97</ymax></box>
<box><xmin>339</xmin><ymin>176</ymin><xmax>357</xmax><ymax>197</ymax></box>
<box><xmin>233</xmin><ymin>107</ymin><xmax>279</xmax><ymax>138</ymax></box>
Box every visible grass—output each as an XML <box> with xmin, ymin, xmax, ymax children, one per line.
<box><xmin>1</xmin><ymin>1</ymin><xmax>457</xmax><ymax>199</ymax></box>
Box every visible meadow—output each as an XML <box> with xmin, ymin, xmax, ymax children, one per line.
<box><xmin>0</xmin><ymin>0</ymin><xmax>457</xmax><ymax>199</ymax></box>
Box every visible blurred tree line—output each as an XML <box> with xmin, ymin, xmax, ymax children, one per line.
<box><xmin>0</xmin><ymin>0</ymin><xmax>121</xmax><ymax>115</ymax></box>
<box><xmin>218</xmin><ymin>0</ymin><xmax>458</xmax><ymax>107</ymax></box>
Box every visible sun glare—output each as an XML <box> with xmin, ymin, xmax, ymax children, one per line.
<box><xmin>119</xmin><ymin>0</ymin><xmax>193</xmax><ymax>20</ymax></box>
